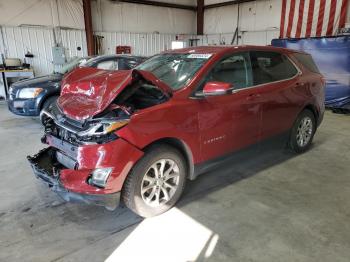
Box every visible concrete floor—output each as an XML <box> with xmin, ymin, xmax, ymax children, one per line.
<box><xmin>0</xmin><ymin>101</ymin><xmax>349</xmax><ymax>262</ymax></box>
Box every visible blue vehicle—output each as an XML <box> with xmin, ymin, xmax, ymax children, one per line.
<box><xmin>7</xmin><ymin>55</ymin><xmax>146</xmax><ymax>119</ymax></box>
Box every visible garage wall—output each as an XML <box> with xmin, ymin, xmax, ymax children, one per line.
<box><xmin>1</xmin><ymin>0</ymin><xmax>349</xmax><ymax>76</ymax></box>
<box><xmin>92</xmin><ymin>0</ymin><xmax>196</xmax><ymax>34</ymax></box>
<box><xmin>0</xmin><ymin>26</ymin><xmax>191</xmax><ymax>76</ymax></box>
<box><xmin>94</xmin><ymin>31</ymin><xmax>188</xmax><ymax>56</ymax></box>
<box><xmin>202</xmin><ymin>0</ymin><xmax>350</xmax><ymax>46</ymax></box>
<box><xmin>0</xmin><ymin>26</ymin><xmax>87</xmax><ymax>76</ymax></box>
<box><xmin>0</xmin><ymin>0</ymin><xmax>85</xmax><ymax>29</ymax></box>
<box><xmin>202</xmin><ymin>0</ymin><xmax>281</xmax><ymax>45</ymax></box>
<box><xmin>0</xmin><ymin>0</ymin><xmax>196</xmax><ymax>76</ymax></box>
<box><xmin>0</xmin><ymin>0</ymin><xmax>196</xmax><ymax>34</ymax></box>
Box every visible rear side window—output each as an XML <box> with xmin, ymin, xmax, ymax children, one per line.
<box><xmin>293</xmin><ymin>53</ymin><xmax>320</xmax><ymax>73</ymax></box>
<box><xmin>250</xmin><ymin>51</ymin><xmax>298</xmax><ymax>85</ymax></box>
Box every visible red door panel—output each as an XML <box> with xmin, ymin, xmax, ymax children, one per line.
<box><xmin>259</xmin><ymin>77</ymin><xmax>305</xmax><ymax>139</ymax></box>
<box><xmin>197</xmin><ymin>89</ymin><xmax>261</xmax><ymax>163</ymax></box>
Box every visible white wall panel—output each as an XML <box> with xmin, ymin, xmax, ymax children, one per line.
<box><xmin>204</xmin><ymin>5</ymin><xmax>238</xmax><ymax>34</ymax></box>
<box><xmin>0</xmin><ymin>0</ymin><xmax>84</xmax><ymax>29</ymax></box>
<box><xmin>92</xmin><ymin>0</ymin><xmax>196</xmax><ymax>34</ymax></box>
<box><xmin>239</xmin><ymin>0</ymin><xmax>281</xmax><ymax>32</ymax></box>
<box><xmin>0</xmin><ymin>26</ymin><xmax>89</xmax><ymax>76</ymax></box>
<box><xmin>0</xmin><ymin>26</ymin><xmax>55</xmax><ymax>76</ymax></box>
<box><xmin>196</xmin><ymin>29</ymin><xmax>279</xmax><ymax>47</ymax></box>
<box><xmin>60</xmin><ymin>28</ymin><xmax>87</xmax><ymax>57</ymax></box>
<box><xmin>240</xmin><ymin>29</ymin><xmax>279</xmax><ymax>45</ymax></box>
<box><xmin>203</xmin><ymin>0</ymin><xmax>282</xmax><ymax>45</ymax></box>
<box><xmin>0</xmin><ymin>25</ymin><xmax>194</xmax><ymax>76</ymax></box>
<box><xmin>0</xmin><ymin>0</ymin><xmax>196</xmax><ymax>34</ymax></box>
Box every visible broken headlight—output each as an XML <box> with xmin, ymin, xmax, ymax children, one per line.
<box><xmin>77</xmin><ymin>119</ymin><xmax>129</xmax><ymax>137</ymax></box>
<box><xmin>90</xmin><ymin>167</ymin><xmax>113</xmax><ymax>188</ymax></box>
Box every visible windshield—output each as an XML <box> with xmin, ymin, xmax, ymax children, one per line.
<box><xmin>136</xmin><ymin>53</ymin><xmax>210</xmax><ymax>90</ymax></box>
<box><xmin>56</xmin><ymin>57</ymin><xmax>90</xmax><ymax>74</ymax></box>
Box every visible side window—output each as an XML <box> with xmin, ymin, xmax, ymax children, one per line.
<box><xmin>96</xmin><ymin>60</ymin><xmax>118</xmax><ymax>70</ymax></box>
<box><xmin>250</xmin><ymin>51</ymin><xmax>298</xmax><ymax>85</ymax></box>
<box><xmin>204</xmin><ymin>52</ymin><xmax>252</xmax><ymax>90</ymax></box>
<box><xmin>293</xmin><ymin>53</ymin><xmax>320</xmax><ymax>73</ymax></box>
<box><xmin>118</xmin><ymin>59</ymin><xmax>139</xmax><ymax>70</ymax></box>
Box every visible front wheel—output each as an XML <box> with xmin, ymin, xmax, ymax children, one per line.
<box><xmin>122</xmin><ymin>145</ymin><xmax>187</xmax><ymax>217</ymax></box>
<box><xmin>288</xmin><ymin>109</ymin><xmax>316</xmax><ymax>153</ymax></box>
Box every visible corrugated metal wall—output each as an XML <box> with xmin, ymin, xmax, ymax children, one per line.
<box><xmin>60</xmin><ymin>29</ymin><xmax>88</xmax><ymax>58</ymax></box>
<box><xmin>0</xmin><ymin>25</ymin><xmax>279</xmax><ymax>77</ymax></box>
<box><xmin>196</xmin><ymin>30</ymin><xmax>279</xmax><ymax>46</ymax></box>
<box><xmin>0</xmin><ymin>26</ymin><xmax>55</xmax><ymax>76</ymax></box>
<box><xmin>95</xmin><ymin>31</ymin><xmax>181</xmax><ymax>56</ymax></box>
<box><xmin>0</xmin><ymin>26</ymin><xmax>191</xmax><ymax>76</ymax></box>
<box><xmin>0</xmin><ymin>26</ymin><xmax>88</xmax><ymax>76</ymax></box>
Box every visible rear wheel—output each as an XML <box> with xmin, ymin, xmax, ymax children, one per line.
<box><xmin>122</xmin><ymin>145</ymin><xmax>187</xmax><ymax>217</ymax></box>
<box><xmin>40</xmin><ymin>96</ymin><xmax>58</xmax><ymax>124</ymax></box>
<box><xmin>288</xmin><ymin>109</ymin><xmax>316</xmax><ymax>153</ymax></box>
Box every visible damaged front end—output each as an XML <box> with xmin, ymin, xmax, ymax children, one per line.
<box><xmin>27</xmin><ymin>147</ymin><xmax>120</xmax><ymax>210</ymax></box>
<box><xmin>28</xmin><ymin>69</ymin><xmax>170</xmax><ymax>210</ymax></box>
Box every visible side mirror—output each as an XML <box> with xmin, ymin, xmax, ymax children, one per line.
<box><xmin>203</xmin><ymin>81</ymin><xmax>234</xmax><ymax>96</ymax></box>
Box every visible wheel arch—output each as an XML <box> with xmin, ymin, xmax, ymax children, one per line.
<box><xmin>142</xmin><ymin>137</ymin><xmax>195</xmax><ymax>180</ymax></box>
<box><xmin>302</xmin><ymin>104</ymin><xmax>319</xmax><ymax>124</ymax></box>
<box><xmin>39</xmin><ymin>93</ymin><xmax>59</xmax><ymax>110</ymax></box>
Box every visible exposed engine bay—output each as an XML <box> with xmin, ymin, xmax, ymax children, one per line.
<box><xmin>41</xmin><ymin>75</ymin><xmax>169</xmax><ymax>146</ymax></box>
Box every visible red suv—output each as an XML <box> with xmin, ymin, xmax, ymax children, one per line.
<box><xmin>28</xmin><ymin>46</ymin><xmax>325</xmax><ymax>217</ymax></box>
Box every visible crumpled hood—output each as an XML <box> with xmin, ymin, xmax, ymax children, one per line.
<box><xmin>58</xmin><ymin>67</ymin><xmax>172</xmax><ymax>120</ymax></box>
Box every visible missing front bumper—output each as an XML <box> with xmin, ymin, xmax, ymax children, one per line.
<box><xmin>27</xmin><ymin>147</ymin><xmax>120</xmax><ymax>210</ymax></box>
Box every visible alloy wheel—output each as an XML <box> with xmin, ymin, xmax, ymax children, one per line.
<box><xmin>296</xmin><ymin>116</ymin><xmax>313</xmax><ymax>147</ymax></box>
<box><xmin>141</xmin><ymin>159</ymin><xmax>180</xmax><ymax>207</ymax></box>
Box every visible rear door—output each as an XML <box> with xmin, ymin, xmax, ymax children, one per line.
<box><xmin>249</xmin><ymin>51</ymin><xmax>302</xmax><ymax>139</ymax></box>
<box><xmin>196</xmin><ymin>52</ymin><xmax>261</xmax><ymax>162</ymax></box>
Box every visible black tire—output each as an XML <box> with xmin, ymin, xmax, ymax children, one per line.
<box><xmin>122</xmin><ymin>145</ymin><xmax>187</xmax><ymax>217</ymax></box>
<box><xmin>288</xmin><ymin>109</ymin><xmax>316</xmax><ymax>153</ymax></box>
<box><xmin>40</xmin><ymin>96</ymin><xmax>58</xmax><ymax>124</ymax></box>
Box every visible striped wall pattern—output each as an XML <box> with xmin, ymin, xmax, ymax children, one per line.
<box><xmin>280</xmin><ymin>0</ymin><xmax>349</xmax><ymax>38</ymax></box>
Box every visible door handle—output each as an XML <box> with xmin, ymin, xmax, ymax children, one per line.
<box><xmin>246</xmin><ymin>93</ymin><xmax>261</xmax><ymax>100</ymax></box>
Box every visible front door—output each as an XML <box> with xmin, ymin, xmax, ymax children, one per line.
<box><xmin>196</xmin><ymin>52</ymin><xmax>262</xmax><ymax>162</ymax></box>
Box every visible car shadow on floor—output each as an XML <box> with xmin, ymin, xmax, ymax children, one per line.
<box><xmin>181</xmin><ymin>135</ymin><xmax>297</xmax><ymax>205</ymax></box>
